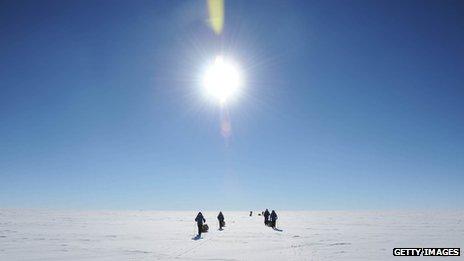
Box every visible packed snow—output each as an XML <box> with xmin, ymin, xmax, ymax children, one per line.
<box><xmin>0</xmin><ymin>209</ymin><xmax>462</xmax><ymax>260</ymax></box>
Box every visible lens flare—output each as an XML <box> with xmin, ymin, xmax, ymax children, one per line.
<box><xmin>203</xmin><ymin>55</ymin><xmax>242</xmax><ymax>104</ymax></box>
<box><xmin>207</xmin><ymin>0</ymin><xmax>224</xmax><ymax>34</ymax></box>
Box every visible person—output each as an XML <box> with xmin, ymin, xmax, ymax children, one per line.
<box><xmin>249</xmin><ymin>211</ymin><xmax>253</xmax><ymax>217</ymax></box>
<box><xmin>263</xmin><ymin>209</ymin><xmax>270</xmax><ymax>226</ymax></box>
<box><xmin>270</xmin><ymin>210</ymin><xmax>278</xmax><ymax>228</ymax></box>
<box><xmin>195</xmin><ymin>212</ymin><xmax>206</xmax><ymax>236</ymax></box>
<box><xmin>217</xmin><ymin>211</ymin><xmax>225</xmax><ymax>230</ymax></box>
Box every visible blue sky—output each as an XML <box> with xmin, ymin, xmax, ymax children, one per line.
<box><xmin>1</xmin><ymin>0</ymin><xmax>463</xmax><ymax>210</ymax></box>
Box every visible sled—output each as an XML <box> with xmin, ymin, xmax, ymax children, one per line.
<box><xmin>201</xmin><ymin>224</ymin><xmax>209</xmax><ymax>233</ymax></box>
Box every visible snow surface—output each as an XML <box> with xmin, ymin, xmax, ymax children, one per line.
<box><xmin>0</xmin><ymin>209</ymin><xmax>463</xmax><ymax>260</ymax></box>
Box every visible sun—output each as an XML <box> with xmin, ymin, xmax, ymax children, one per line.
<box><xmin>202</xmin><ymin>55</ymin><xmax>243</xmax><ymax>104</ymax></box>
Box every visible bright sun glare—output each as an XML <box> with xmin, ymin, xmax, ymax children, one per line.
<box><xmin>203</xmin><ymin>55</ymin><xmax>242</xmax><ymax>104</ymax></box>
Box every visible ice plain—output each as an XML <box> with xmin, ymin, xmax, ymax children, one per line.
<box><xmin>0</xmin><ymin>209</ymin><xmax>463</xmax><ymax>260</ymax></box>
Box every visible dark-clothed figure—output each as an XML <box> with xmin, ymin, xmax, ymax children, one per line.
<box><xmin>263</xmin><ymin>209</ymin><xmax>270</xmax><ymax>226</ymax></box>
<box><xmin>250</xmin><ymin>211</ymin><xmax>253</xmax><ymax>216</ymax></box>
<box><xmin>195</xmin><ymin>212</ymin><xmax>206</xmax><ymax>236</ymax></box>
<box><xmin>270</xmin><ymin>210</ymin><xmax>278</xmax><ymax>228</ymax></box>
<box><xmin>217</xmin><ymin>211</ymin><xmax>225</xmax><ymax>230</ymax></box>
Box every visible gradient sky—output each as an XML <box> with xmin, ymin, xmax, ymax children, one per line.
<box><xmin>1</xmin><ymin>0</ymin><xmax>463</xmax><ymax>210</ymax></box>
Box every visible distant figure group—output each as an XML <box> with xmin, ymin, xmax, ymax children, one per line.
<box><xmin>263</xmin><ymin>209</ymin><xmax>278</xmax><ymax>228</ymax></box>
<box><xmin>194</xmin><ymin>209</ymin><xmax>279</xmax><ymax>237</ymax></box>
<box><xmin>195</xmin><ymin>211</ymin><xmax>226</xmax><ymax>237</ymax></box>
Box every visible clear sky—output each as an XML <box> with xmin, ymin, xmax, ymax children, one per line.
<box><xmin>1</xmin><ymin>0</ymin><xmax>463</xmax><ymax>210</ymax></box>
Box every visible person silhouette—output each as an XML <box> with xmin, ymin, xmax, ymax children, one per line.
<box><xmin>263</xmin><ymin>209</ymin><xmax>270</xmax><ymax>226</ymax></box>
<box><xmin>217</xmin><ymin>211</ymin><xmax>225</xmax><ymax>230</ymax></box>
<box><xmin>195</xmin><ymin>212</ymin><xmax>206</xmax><ymax>236</ymax></box>
<box><xmin>270</xmin><ymin>210</ymin><xmax>278</xmax><ymax>228</ymax></box>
